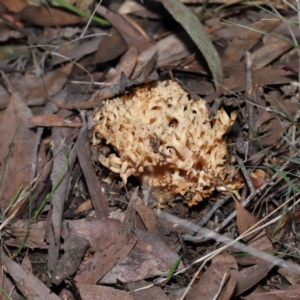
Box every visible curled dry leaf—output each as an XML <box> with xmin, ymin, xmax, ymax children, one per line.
<box><xmin>250</xmin><ymin>169</ymin><xmax>270</xmax><ymax>189</ymax></box>
<box><xmin>92</xmin><ymin>80</ymin><xmax>237</xmax><ymax>206</ymax></box>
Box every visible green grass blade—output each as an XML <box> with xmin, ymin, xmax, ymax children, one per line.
<box><xmin>0</xmin><ymin>185</ymin><xmax>23</xmax><ymax>219</ymax></box>
<box><xmin>12</xmin><ymin>182</ymin><xmax>33</xmax><ymax>259</ymax></box>
<box><xmin>167</xmin><ymin>255</ymin><xmax>182</xmax><ymax>281</ymax></box>
<box><xmin>0</xmin><ymin>287</ymin><xmax>14</xmax><ymax>300</ymax></box>
<box><xmin>53</xmin><ymin>0</ymin><xmax>110</xmax><ymax>26</ymax></box>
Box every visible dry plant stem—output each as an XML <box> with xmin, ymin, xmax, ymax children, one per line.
<box><xmin>266</xmin><ymin>0</ymin><xmax>300</xmax><ymax>92</ymax></box>
<box><xmin>245</xmin><ymin>51</ymin><xmax>255</xmax><ymax>145</ymax></box>
<box><xmin>184</xmin><ymin>188</ymin><xmax>300</xmax><ymax>245</ymax></box>
<box><xmin>297</xmin><ymin>0</ymin><xmax>300</xmax><ymax>92</ymax></box>
<box><xmin>213</xmin><ymin>273</ymin><xmax>227</xmax><ymax>300</ymax></box>
<box><xmin>217</xmin><ymin>151</ymin><xmax>299</xmax><ymax>232</ymax></box>
<box><xmin>160</xmin><ymin>208</ymin><xmax>300</xmax><ymax>276</ymax></box>
<box><xmin>80</xmin><ymin>0</ymin><xmax>102</xmax><ymax>38</ymax></box>
<box><xmin>282</xmin><ymin>242</ymin><xmax>300</xmax><ymax>256</ymax></box>
<box><xmin>235</xmin><ymin>153</ymin><xmax>255</xmax><ymax>195</ymax></box>
<box><xmin>254</xmin><ymin>179</ymin><xmax>297</xmax><ymax>213</ymax></box>
<box><xmin>131</xmin><ymin>198</ymin><xmax>300</xmax><ymax>294</ymax></box>
<box><xmin>209</xmin><ymin>97</ymin><xmax>223</xmax><ymax>118</ymax></box>
<box><xmin>189</xmin><ymin>149</ymin><xmax>289</xmax><ymax>236</ymax></box>
<box><xmin>0</xmin><ymin>71</ymin><xmax>14</xmax><ymax>93</ymax></box>
<box><xmin>179</xmin><ymin>261</ymin><xmax>206</xmax><ymax>300</ymax></box>
<box><xmin>195</xmin><ymin>196</ymin><xmax>231</xmax><ymax>230</ymax></box>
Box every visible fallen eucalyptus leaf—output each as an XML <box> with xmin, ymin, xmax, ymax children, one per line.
<box><xmin>160</xmin><ymin>0</ymin><xmax>223</xmax><ymax>91</ymax></box>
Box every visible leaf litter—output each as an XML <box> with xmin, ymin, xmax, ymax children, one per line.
<box><xmin>1</xmin><ymin>0</ymin><xmax>300</xmax><ymax>299</ymax></box>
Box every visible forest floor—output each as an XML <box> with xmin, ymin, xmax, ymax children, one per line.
<box><xmin>1</xmin><ymin>1</ymin><xmax>300</xmax><ymax>299</ymax></box>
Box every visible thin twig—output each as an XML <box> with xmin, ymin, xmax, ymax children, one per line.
<box><xmin>235</xmin><ymin>153</ymin><xmax>255</xmax><ymax>195</ymax></box>
<box><xmin>195</xmin><ymin>196</ymin><xmax>231</xmax><ymax>230</ymax></box>
<box><xmin>245</xmin><ymin>51</ymin><xmax>255</xmax><ymax>145</ymax></box>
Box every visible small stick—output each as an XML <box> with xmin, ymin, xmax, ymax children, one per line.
<box><xmin>235</xmin><ymin>153</ymin><xmax>255</xmax><ymax>195</ymax></box>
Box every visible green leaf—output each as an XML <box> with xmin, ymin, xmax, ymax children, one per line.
<box><xmin>160</xmin><ymin>0</ymin><xmax>223</xmax><ymax>91</ymax></box>
<box><xmin>167</xmin><ymin>255</ymin><xmax>182</xmax><ymax>281</ymax></box>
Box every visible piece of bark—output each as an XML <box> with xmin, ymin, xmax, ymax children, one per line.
<box><xmin>76</xmin><ymin>112</ymin><xmax>109</xmax><ymax>218</ymax></box>
<box><xmin>47</xmin><ymin>124</ymin><xmax>78</xmax><ymax>275</ymax></box>
<box><xmin>51</xmin><ymin>233</ymin><xmax>90</xmax><ymax>286</ymax></box>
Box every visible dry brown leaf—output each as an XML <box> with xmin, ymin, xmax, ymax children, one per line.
<box><xmin>243</xmin><ymin>285</ymin><xmax>283</xmax><ymax>300</ymax></box>
<box><xmin>0</xmin><ymin>91</ymin><xmax>36</xmax><ymax>215</ymax></box>
<box><xmin>266</xmin><ymin>94</ymin><xmax>299</xmax><ymax>120</ymax></box>
<box><xmin>278</xmin><ymin>260</ymin><xmax>300</xmax><ymax>285</ymax></box>
<box><xmin>213</xmin><ymin>254</ymin><xmax>239</xmax><ymax>300</ymax></box>
<box><xmin>186</xmin><ymin>253</ymin><xmax>238</xmax><ymax>300</ymax></box>
<box><xmin>127</xmin><ymin>280</ymin><xmax>170</xmax><ymax>300</ymax></box>
<box><xmin>235</xmin><ymin>199</ymin><xmax>261</xmax><ymax>242</ymax></box>
<box><xmin>255</xmin><ymin>110</ymin><xmax>284</xmax><ymax>147</ymax></box>
<box><xmin>51</xmin><ymin>36</ymin><xmax>103</xmax><ymax>67</ymax></box>
<box><xmin>51</xmin><ymin>233</ymin><xmax>90</xmax><ymax>286</ymax></box>
<box><xmin>94</xmin><ymin>27</ymin><xmax>128</xmax><ymax>64</ymax></box>
<box><xmin>0</xmin><ymin>0</ymin><xmax>27</xmax><ymax>13</ymax></box>
<box><xmin>19</xmin><ymin>5</ymin><xmax>82</xmax><ymax>26</ymax></box>
<box><xmin>64</xmin><ymin>218</ymin><xmax>182</xmax><ymax>283</ymax></box>
<box><xmin>233</xmin><ymin>230</ymin><xmax>274</xmax><ymax>266</ymax></box>
<box><xmin>233</xmin><ymin>262</ymin><xmax>274</xmax><ymax>297</ymax></box>
<box><xmin>75</xmin><ymin>199</ymin><xmax>93</xmax><ymax>214</ymax></box>
<box><xmin>96</xmin><ymin>5</ymin><xmax>151</xmax><ymax>53</ymax></box>
<box><xmin>108</xmin><ymin>46</ymin><xmax>138</xmax><ymax>84</ymax></box>
<box><xmin>251</xmin><ymin>35</ymin><xmax>291</xmax><ymax>69</ymax></box>
<box><xmin>75</xmin><ymin>234</ymin><xmax>138</xmax><ymax>284</ymax></box>
<box><xmin>156</xmin><ymin>32</ymin><xmax>195</xmax><ymax>68</ymax></box>
<box><xmin>21</xmin><ymin>251</ymin><xmax>32</xmax><ymax>274</ymax></box>
<box><xmin>223</xmin><ymin>65</ymin><xmax>293</xmax><ymax>94</ymax></box>
<box><xmin>30</xmin><ymin>114</ymin><xmax>82</xmax><ymax>127</ymax></box>
<box><xmin>247</xmin><ymin>230</ymin><xmax>274</xmax><ymax>252</ymax></box>
<box><xmin>2</xmin><ymin>252</ymin><xmax>60</xmax><ymax>300</ymax></box>
<box><xmin>4</xmin><ymin>219</ymin><xmax>50</xmax><ymax>249</ymax></box>
<box><xmin>26</xmin><ymin>63</ymin><xmax>74</xmax><ymax>106</ymax></box>
<box><xmin>269</xmin><ymin>285</ymin><xmax>300</xmax><ymax>300</ymax></box>
<box><xmin>0</xmin><ymin>257</ymin><xmax>15</xmax><ymax>300</ymax></box>
<box><xmin>78</xmin><ymin>284</ymin><xmax>135</xmax><ymax>300</ymax></box>
<box><xmin>224</xmin><ymin>18</ymin><xmax>280</xmax><ymax>62</ymax></box>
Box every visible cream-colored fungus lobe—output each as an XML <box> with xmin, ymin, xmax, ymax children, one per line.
<box><xmin>92</xmin><ymin>80</ymin><xmax>237</xmax><ymax>206</ymax></box>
